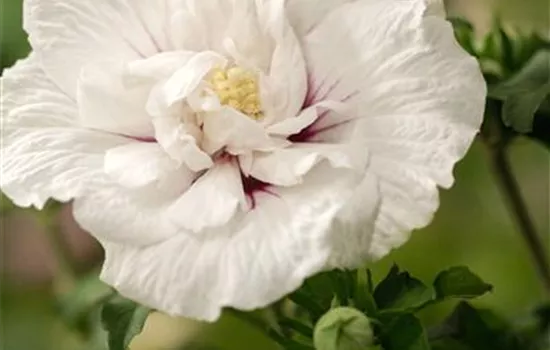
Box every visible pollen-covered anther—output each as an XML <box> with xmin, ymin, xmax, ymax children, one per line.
<box><xmin>208</xmin><ymin>66</ymin><xmax>263</xmax><ymax>120</ymax></box>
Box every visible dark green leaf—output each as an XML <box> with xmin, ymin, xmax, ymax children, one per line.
<box><xmin>431</xmin><ymin>338</ymin><xmax>473</xmax><ymax>350</ymax></box>
<box><xmin>101</xmin><ymin>296</ymin><xmax>152</xmax><ymax>350</ymax></box>
<box><xmin>489</xmin><ymin>51</ymin><xmax>550</xmax><ymax>133</ymax></box>
<box><xmin>433</xmin><ymin>266</ymin><xmax>493</xmax><ymax>300</ymax></box>
<box><xmin>380</xmin><ymin>314</ymin><xmax>430</xmax><ymax>350</ymax></box>
<box><xmin>503</xmin><ymin>86</ymin><xmax>550</xmax><ymax>133</ymax></box>
<box><xmin>374</xmin><ymin>265</ymin><xmax>434</xmax><ymax>311</ymax></box>
<box><xmin>445</xmin><ymin>302</ymin><xmax>521</xmax><ymax>350</ymax></box>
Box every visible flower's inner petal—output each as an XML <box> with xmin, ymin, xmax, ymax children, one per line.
<box><xmin>202</xmin><ymin>107</ymin><xmax>287</xmax><ymax>155</ymax></box>
<box><xmin>77</xmin><ymin>61</ymin><xmax>154</xmax><ymax>138</ymax></box>
<box><xmin>247</xmin><ymin>143</ymin><xmax>369</xmax><ymax>187</ymax></box>
<box><xmin>152</xmin><ymin>113</ymin><xmax>213</xmax><ymax>172</ymax></box>
<box><xmin>168</xmin><ymin>160</ymin><xmax>245</xmax><ymax>233</ymax></box>
<box><xmin>104</xmin><ymin>142</ymin><xmax>182</xmax><ymax>188</ymax></box>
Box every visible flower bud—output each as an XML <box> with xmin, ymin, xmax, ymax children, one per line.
<box><xmin>313</xmin><ymin>307</ymin><xmax>374</xmax><ymax>350</ymax></box>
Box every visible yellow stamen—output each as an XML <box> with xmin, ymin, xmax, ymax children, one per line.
<box><xmin>208</xmin><ymin>66</ymin><xmax>263</xmax><ymax>120</ymax></box>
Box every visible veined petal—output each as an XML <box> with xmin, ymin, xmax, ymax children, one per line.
<box><xmin>98</xmin><ymin>165</ymin><xmax>363</xmax><ymax>321</ymax></box>
<box><xmin>104</xmin><ymin>142</ymin><xmax>181</xmax><ymax>188</ymax></box>
<box><xmin>305</xmin><ymin>0</ymin><xmax>486</xmax><ymax>257</ymax></box>
<box><xmin>77</xmin><ymin>61</ymin><xmax>154</xmax><ymax>138</ymax></box>
<box><xmin>285</xmin><ymin>0</ymin><xmax>354</xmax><ymax>37</ymax></box>
<box><xmin>0</xmin><ymin>55</ymin><xmax>127</xmax><ymax>209</ymax></box>
<box><xmin>25</xmin><ymin>0</ymin><xmax>172</xmax><ymax>96</ymax></box>
<box><xmin>73</xmin><ymin>166</ymin><xmax>195</xmax><ymax>247</ymax></box>
<box><xmin>327</xmin><ymin>172</ymin><xmax>380</xmax><ymax>268</ymax></box>
<box><xmin>168</xmin><ymin>161</ymin><xmax>244</xmax><ymax>233</ymax></box>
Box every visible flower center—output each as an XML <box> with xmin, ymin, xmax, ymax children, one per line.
<box><xmin>208</xmin><ymin>66</ymin><xmax>263</xmax><ymax>120</ymax></box>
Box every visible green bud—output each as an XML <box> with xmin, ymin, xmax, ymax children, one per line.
<box><xmin>313</xmin><ymin>307</ymin><xmax>374</xmax><ymax>350</ymax></box>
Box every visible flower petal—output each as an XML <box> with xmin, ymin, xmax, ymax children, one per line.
<box><xmin>77</xmin><ymin>61</ymin><xmax>154</xmax><ymax>138</ymax></box>
<box><xmin>305</xmin><ymin>0</ymin><xmax>486</xmax><ymax>257</ymax></box>
<box><xmin>0</xmin><ymin>55</ymin><xmax>127</xmax><ymax>209</ymax></box>
<box><xmin>285</xmin><ymin>0</ymin><xmax>354</xmax><ymax>37</ymax></box>
<box><xmin>146</xmin><ymin>51</ymin><xmax>227</xmax><ymax>117</ymax></box>
<box><xmin>104</xmin><ymin>142</ymin><xmax>181</xmax><ymax>188</ymax></box>
<box><xmin>167</xmin><ymin>161</ymin><xmax>244</xmax><ymax>233</ymax></box>
<box><xmin>202</xmin><ymin>108</ymin><xmax>283</xmax><ymax>155</ymax></box>
<box><xmin>97</xmin><ymin>164</ymin><xmax>364</xmax><ymax>321</ymax></box>
<box><xmin>25</xmin><ymin>0</ymin><xmax>172</xmax><ymax>96</ymax></box>
<box><xmin>327</xmin><ymin>172</ymin><xmax>381</xmax><ymax>268</ymax></box>
<box><xmin>247</xmin><ymin>143</ymin><xmax>369</xmax><ymax>186</ymax></box>
<box><xmin>73</xmin><ymin>167</ymin><xmax>195</xmax><ymax>247</ymax></box>
<box><xmin>152</xmin><ymin>114</ymin><xmax>213</xmax><ymax>172</ymax></box>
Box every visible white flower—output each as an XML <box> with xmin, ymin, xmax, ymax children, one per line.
<box><xmin>1</xmin><ymin>0</ymin><xmax>486</xmax><ymax>321</ymax></box>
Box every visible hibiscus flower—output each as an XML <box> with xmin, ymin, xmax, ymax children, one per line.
<box><xmin>1</xmin><ymin>0</ymin><xmax>486</xmax><ymax>321</ymax></box>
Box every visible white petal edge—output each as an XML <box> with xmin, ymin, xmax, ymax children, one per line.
<box><xmin>0</xmin><ymin>54</ymin><xmax>128</xmax><ymax>209</ymax></box>
<box><xmin>97</xmin><ymin>164</ymin><xmax>365</xmax><ymax>321</ymax></box>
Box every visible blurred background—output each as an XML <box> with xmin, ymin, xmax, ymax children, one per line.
<box><xmin>1</xmin><ymin>0</ymin><xmax>549</xmax><ymax>349</ymax></box>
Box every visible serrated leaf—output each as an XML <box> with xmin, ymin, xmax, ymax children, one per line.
<box><xmin>433</xmin><ymin>267</ymin><xmax>493</xmax><ymax>300</ymax></box>
<box><xmin>101</xmin><ymin>296</ymin><xmax>152</xmax><ymax>350</ymax></box>
<box><xmin>380</xmin><ymin>314</ymin><xmax>430</xmax><ymax>350</ymax></box>
<box><xmin>374</xmin><ymin>265</ymin><xmax>434</xmax><ymax>312</ymax></box>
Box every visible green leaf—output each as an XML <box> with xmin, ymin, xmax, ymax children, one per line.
<box><xmin>380</xmin><ymin>314</ymin><xmax>430</xmax><ymax>350</ymax></box>
<box><xmin>449</xmin><ymin>17</ymin><xmax>476</xmax><ymax>56</ymax></box>
<box><xmin>373</xmin><ymin>265</ymin><xmax>434</xmax><ymax>312</ymax></box>
<box><xmin>431</xmin><ymin>338</ymin><xmax>473</xmax><ymax>350</ymax></box>
<box><xmin>58</xmin><ymin>273</ymin><xmax>114</xmax><ymax>336</ymax></box>
<box><xmin>433</xmin><ymin>266</ymin><xmax>493</xmax><ymax>300</ymax></box>
<box><xmin>490</xmin><ymin>51</ymin><xmax>550</xmax><ymax>133</ymax></box>
<box><xmin>101</xmin><ymin>296</ymin><xmax>152</xmax><ymax>350</ymax></box>
<box><xmin>445</xmin><ymin>302</ymin><xmax>521</xmax><ymax>350</ymax></box>
<box><xmin>503</xmin><ymin>86</ymin><xmax>550</xmax><ymax>133</ymax></box>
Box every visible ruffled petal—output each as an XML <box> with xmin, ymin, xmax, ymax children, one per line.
<box><xmin>0</xmin><ymin>55</ymin><xmax>127</xmax><ymax>209</ymax></box>
<box><xmin>25</xmin><ymin>0</ymin><xmax>173</xmax><ymax>96</ymax></box>
<box><xmin>152</xmin><ymin>114</ymin><xmax>213</xmax><ymax>172</ymax></box>
<box><xmin>167</xmin><ymin>161</ymin><xmax>244</xmax><ymax>233</ymax></box>
<box><xmin>146</xmin><ymin>51</ymin><xmax>227</xmax><ymax>117</ymax></box>
<box><xmin>304</xmin><ymin>0</ymin><xmax>486</xmax><ymax>258</ymax></box>
<box><xmin>247</xmin><ymin>143</ymin><xmax>369</xmax><ymax>186</ymax></box>
<box><xmin>73</xmin><ymin>167</ymin><xmax>195</xmax><ymax>247</ymax></box>
<box><xmin>202</xmin><ymin>108</ymin><xmax>283</xmax><ymax>155</ymax></box>
<box><xmin>97</xmin><ymin>164</ymin><xmax>363</xmax><ymax>321</ymax></box>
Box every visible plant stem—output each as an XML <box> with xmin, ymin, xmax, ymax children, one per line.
<box><xmin>482</xmin><ymin>100</ymin><xmax>550</xmax><ymax>296</ymax></box>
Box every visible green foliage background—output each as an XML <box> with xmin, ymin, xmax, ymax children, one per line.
<box><xmin>1</xmin><ymin>0</ymin><xmax>549</xmax><ymax>349</ymax></box>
